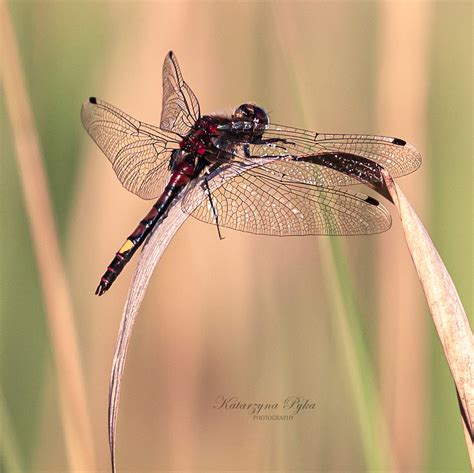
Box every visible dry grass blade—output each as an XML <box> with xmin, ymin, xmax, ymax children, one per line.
<box><xmin>107</xmin><ymin>196</ymin><xmax>188</xmax><ymax>472</ymax></box>
<box><xmin>0</xmin><ymin>1</ymin><xmax>96</xmax><ymax>470</ymax></box>
<box><xmin>107</xmin><ymin>158</ymin><xmax>273</xmax><ymax>471</ymax></box>
<box><xmin>382</xmin><ymin>171</ymin><xmax>474</xmax><ymax>460</ymax></box>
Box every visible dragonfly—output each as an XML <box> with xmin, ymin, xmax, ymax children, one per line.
<box><xmin>81</xmin><ymin>51</ymin><xmax>421</xmax><ymax>296</ymax></box>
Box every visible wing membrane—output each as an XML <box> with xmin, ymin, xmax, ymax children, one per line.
<box><xmin>214</xmin><ymin>123</ymin><xmax>421</xmax><ymax>188</ymax></box>
<box><xmin>183</xmin><ymin>161</ymin><xmax>391</xmax><ymax>236</ymax></box>
<box><xmin>81</xmin><ymin>97</ymin><xmax>178</xmax><ymax>199</ymax></box>
<box><xmin>160</xmin><ymin>51</ymin><xmax>200</xmax><ymax>136</ymax></box>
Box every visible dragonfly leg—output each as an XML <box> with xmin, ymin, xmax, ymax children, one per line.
<box><xmin>203</xmin><ymin>174</ymin><xmax>224</xmax><ymax>240</ymax></box>
<box><xmin>243</xmin><ymin>143</ymin><xmax>251</xmax><ymax>159</ymax></box>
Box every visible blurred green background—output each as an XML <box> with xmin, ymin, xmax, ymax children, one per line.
<box><xmin>1</xmin><ymin>1</ymin><xmax>472</xmax><ymax>472</ymax></box>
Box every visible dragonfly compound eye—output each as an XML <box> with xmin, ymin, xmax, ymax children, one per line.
<box><xmin>234</xmin><ymin>103</ymin><xmax>269</xmax><ymax>133</ymax></box>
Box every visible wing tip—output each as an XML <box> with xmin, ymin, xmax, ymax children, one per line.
<box><xmin>394</xmin><ymin>137</ymin><xmax>423</xmax><ymax>171</ymax></box>
<box><xmin>392</xmin><ymin>137</ymin><xmax>407</xmax><ymax>146</ymax></box>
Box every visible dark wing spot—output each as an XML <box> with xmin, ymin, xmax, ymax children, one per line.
<box><xmin>89</xmin><ymin>97</ymin><xmax>97</xmax><ymax>104</ymax></box>
<box><xmin>365</xmin><ymin>196</ymin><xmax>380</xmax><ymax>206</ymax></box>
<box><xmin>392</xmin><ymin>138</ymin><xmax>406</xmax><ymax>146</ymax></box>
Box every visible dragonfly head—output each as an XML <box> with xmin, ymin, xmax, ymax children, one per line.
<box><xmin>233</xmin><ymin>103</ymin><xmax>269</xmax><ymax>135</ymax></box>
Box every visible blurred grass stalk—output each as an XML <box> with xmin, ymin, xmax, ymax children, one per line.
<box><xmin>383</xmin><ymin>172</ymin><xmax>474</xmax><ymax>465</ymax></box>
<box><xmin>0</xmin><ymin>390</ymin><xmax>23</xmax><ymax>471</ymax></box>
<box><xmin>375</xmin><ymin>2</ymin><xmax>473</xmax><ymax>467</ymax></box>
<box><xmin>375</xmin><ymin>2</ymin><xmax>430</xmax><ymax>469</ymax></box>
<box><xmin>272</xmin><ymin>6</ymin><xmax>395</xmax><ymax>469</ymax></box>
<box><xmin>0</xmin><ymin>2</ymin><xmax>96</xmax><ymax>471</ymax></box>
<box><xmin>321</xmin><ymin>239</ymin><xmax>395</xmax><ymax>470</ymax></box>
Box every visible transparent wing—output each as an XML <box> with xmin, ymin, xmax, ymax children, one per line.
<box><xmin>182</xmin><ymin>162</ymin><xmax>391</xmax><ymax>236</ymax></box>
<box><xmin>214</xmin><ymin>123</ymin><xmax>421</xmax><ymax>189</ymax></box>
<box><xmin>160</xmin><ymin>51</ymin><xmax>200</xmax><ymax>136</ymax></box>
<box><xmin>81</xmin><ymin>97</ymin><xmax>179</xmax><ymax>200</ymax></box>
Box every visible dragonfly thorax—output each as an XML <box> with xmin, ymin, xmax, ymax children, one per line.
<box><xmin>169</xmin><ymin>149</ymin><xmax>198</xmax><ymax>172</ymax></box>
<box><xmin>179</xmin><ymin>132</ymin><xmax>207</xmax><ymax>155</ymax></box>
<box><xmin>179</xmin><ymin>117</ymin><xmax>220</xmax><ymax>155</ymax></box>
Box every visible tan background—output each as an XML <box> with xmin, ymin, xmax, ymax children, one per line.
<box><xmin>1</xmin><ymin>1</ymin><xmax>472</xmax><ymax>471</ymax></box>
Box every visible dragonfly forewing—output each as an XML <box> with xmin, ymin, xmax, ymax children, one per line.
<box><xmin>81</xmin><ymin>97</ymin><xmax>180</xmax><ymax>199</ymax></box>
<box><xmin>214</xmin><ymin>123</ymin><xmax>421</xmax><ymax>191</ymax></box>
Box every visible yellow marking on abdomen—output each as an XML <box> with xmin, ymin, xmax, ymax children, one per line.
<box><xmin>119</xmin><ymin>239</ymin><xmax>134</xmax><ymax>254</ymax></box>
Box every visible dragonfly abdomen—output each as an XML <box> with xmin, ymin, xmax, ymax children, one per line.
<box><xmin>95</xmin><ymin>160</ymin><xmax>196</xmax><ymax>296</ymax></box>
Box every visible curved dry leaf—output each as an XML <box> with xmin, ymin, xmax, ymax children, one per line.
<box><xmin>107</xmin><ymin>195</ymin><xmax>188</xmax><ymax>472</ymax></box>
<box><xmin>108</xmin><ymin>162</ymin><xmax>474</xmax><ymax>470</ymax></box>
<box><xmin>107</xmin><ymin>158</ymin><xmax>272</xmax><ymax>471</ymax></box>
<box><xmin>382</xmin><ymin>171</ymin><xmax>474</xmax><ymax>449</ymax></box>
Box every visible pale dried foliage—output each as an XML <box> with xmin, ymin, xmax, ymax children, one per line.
<box><xmin>108</xmin><ymin>168</ymin><xmax>474</xmax><ymax>471</ymax></box>
<box><xmin>108</xmin><ymin>169</ymin><xmax>474</xmax><ymax>470</ymax></box>
<box><xmin>383</xmin><ymin>171</ymin><xmax>474</xmax><ymax>463</ymax></box>
<box><xmin>107</xmin><ymin>195</ymin><xmax>188</xmax><ymax>472</ymax></box>
<box><xmin>108</xmin><ymin>154</ymin><xmax>285</xmax><ymax>471</ymax></box>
